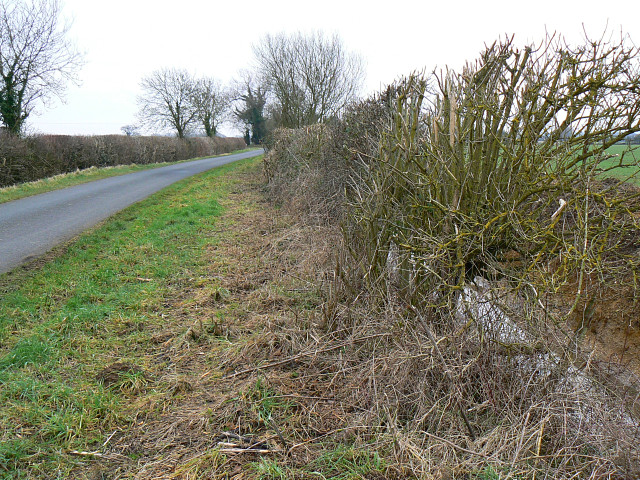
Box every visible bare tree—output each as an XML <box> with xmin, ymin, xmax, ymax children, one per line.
<box><xmin>253</xmin><ymin>31</ymin><xmax>364</xmax><ymax>128</ymax></box>
<box><xmin>191</xmin><ymin>77</ymin><xmax>229</xmax><ymax>137</ymax></box>
<box><xmin>137</xmin><ymin>68</ymin><xmax>197</xmax><ymax>138</ymax></box>
<box><xmin>120</xmin><ymin>124</ymin><xmax>140</xmax><ymax>136</ymax></box>
<box><xmin>0</xmin><ymin>0</ymin><xmax>83</xmax><ymax>135</ymax></box>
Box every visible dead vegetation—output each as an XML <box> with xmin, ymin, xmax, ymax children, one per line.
<box><xmin>72</xmin><ymin>163</ymin><xmax>383</xmax><ymax>479</ymax></box>
<box><xmin>257</xmin><ymin>33</ymin><xmax>640</xmax><ymax>479</ymax></box>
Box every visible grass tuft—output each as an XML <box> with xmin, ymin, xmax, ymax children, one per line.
<box><xmin>0</xmin><ymin>336</ymin><xmax>53</xmax><ymax>370</ymax></box>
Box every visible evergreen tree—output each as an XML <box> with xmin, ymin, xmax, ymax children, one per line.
<box><xmin>235</xmin><ymin>84</ymin><xmax>267</xmax><ymax>144</ymax></box>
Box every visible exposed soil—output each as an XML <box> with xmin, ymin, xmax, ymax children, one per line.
<box><xmin>557</xmin><ymin>181</ymin><xmax>640</xmax><ymax>413</ymax></box>
<box><xmin>570</xmin><ymin>278</ymin><xmax>640</xmax><ymax>415</ymax></box>
<box><xmin>578</xmin><ymin>282</ymin><xmax>640</xmax><ymax>373</ymax></box>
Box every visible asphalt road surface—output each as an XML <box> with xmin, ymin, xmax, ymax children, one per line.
<box><xmin>0</xmin><ymin>149</ymin><xmax>263</xmax><ymax>274</ymax></box>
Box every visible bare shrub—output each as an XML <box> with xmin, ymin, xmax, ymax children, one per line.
<box><xmin>262</xmin><ymin>89</ymin><xmax>394</xmax><ymax>224</ymax></box>
<box><xmin>263</xmin><ymin>125</ymin><xmax>347</xmax><ymax>224</ymax></box>
<box><xmin>257</xmin><ymin>33</ymin><xmax>640</xmax><ymax>477</ymax></box>
<box><xmin>338</xmin><ymin>85</ymin><xmax>396</xmax><ymax>164</ymax></box>
<box><xmin>0</xmin><ymin>133</ymin><xmax>246</xmax><ymax>187</ymax></box>
<box><xmin>335</xmin><ymin>33</ymin><xmax>640</xmax><ymax>477</ymax></box>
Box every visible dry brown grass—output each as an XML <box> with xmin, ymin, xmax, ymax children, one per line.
<box><xmin>59</xmin><ymin>150</ymin><xmax>640</xmax><ymax>479</ymax></box>
<box><xmin>69</xmin><ymin>161</ymin><xmax>377</xmax><ymax>479</ymax></box>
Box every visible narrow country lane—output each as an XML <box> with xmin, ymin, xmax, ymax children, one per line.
<box><xmin>0</xmin><ymin>149</ymin><xmax>263</xmax><ymax>274</ymax></box>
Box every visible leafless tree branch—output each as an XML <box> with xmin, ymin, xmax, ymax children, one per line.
<box><xmin>253</xmin><ymin>31</ymin><xmax>364</xmax><ymax>128</ymax></box>
<box><xmin>137</xmin><ymin>68</ymin><xmax>198</xmax><ymax>139</ymax></box>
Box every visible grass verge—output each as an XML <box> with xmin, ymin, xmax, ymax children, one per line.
<box><xmin>0</xmin><ymin>156</ymin><xmax>256</xmax><ymax>477</ymax></box>
<box><xmin>0</xmin><ymin>154</ymin><xmax>393</xmax><ymax>479</ymax></box>
<box><xmin>0</xmin><ymin>148</ymin><xmax>257</xmax><ymax>205</ymax></box>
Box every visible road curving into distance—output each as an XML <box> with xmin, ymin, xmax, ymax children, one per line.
<box><xmin>0</xmin><ymin>149</ymin><xmax>263</xmax><ymax>275</ymax></box>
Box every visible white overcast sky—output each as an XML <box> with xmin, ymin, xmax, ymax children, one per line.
<box><xmin>29</xmin><ymin>0</ymin><xmax>640</xmax><ymax>137</ymax></box>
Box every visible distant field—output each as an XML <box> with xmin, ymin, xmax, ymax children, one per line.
<box><xmin>598</xmin><ymin>144</ymin><xmax>640</xmax><ymax>184</ymax></box>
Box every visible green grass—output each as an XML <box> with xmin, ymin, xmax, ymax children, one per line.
<box><xmin>0</xmin><ymin>148</ymin><xmax>256</xmax><ymax>205</ymax></box>
<box><xmin>249</xmin><ymin>445</ymin><xmax>387</xmax><ymax>479</ymax></box>
<box><xmin>0</xmin><ymin>155</ymin><xmax>259</xmax><ymax>477</ymax></box>
<box><xmin>595</xmin><ymin>144</ymin><xmax>640</xmax><ymax>184</ymax></box>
